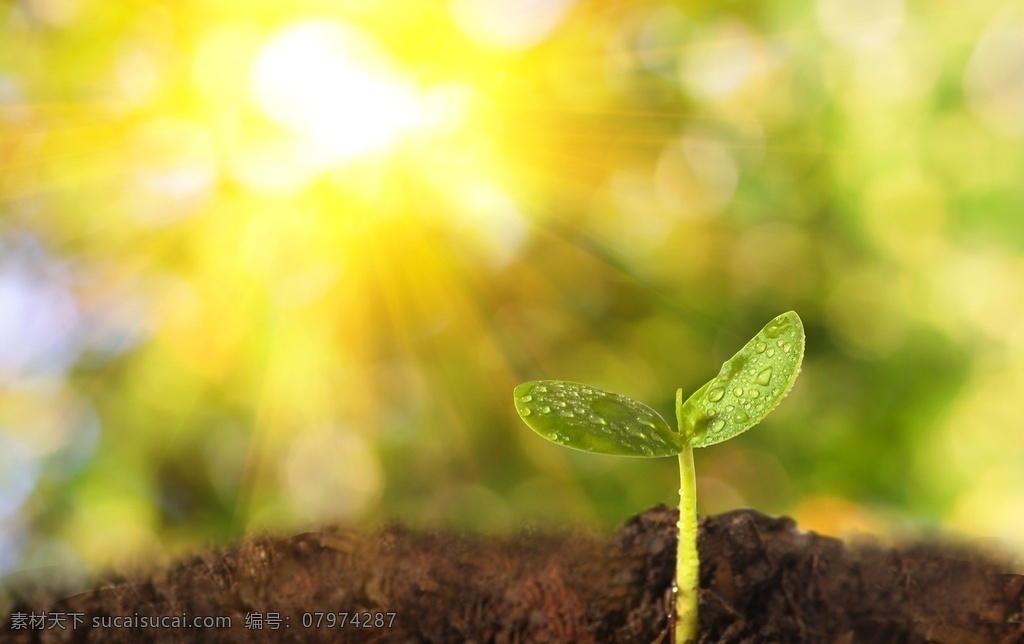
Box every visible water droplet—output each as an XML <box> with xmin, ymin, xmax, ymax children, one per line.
<box><xmin>553</xmin><ymin>400</ymin><xmax>566</xmax><ymax>408</ymax></box>
<box><xmin>560</xmin><ymin>410</ymin><xmax>575</xmax><ymax>418</ymax></box>
<box><xmin>536</xmin><ymin>385</ymin><xmax>547</xmax><ymax>393</ymax></box>
<box><xmin>756</xmin><ymin>367</ymin><xmax>773</xmax><ymax>386</ymax></box>
<box><xmin>540</xmin><ymin>406</ymin><xmax>551</xmax><ymax>414</ymax></box>
<box><xmin>520</xmin><ymin>394</ymin><xmax>533</xmax><ymax>403</ymax></box>
<box><xmin>777</xmin><ymin>339</ymin><xmax>784</xmax><ymax>347</ymax></box>
<box><xmin>707</xmin><ymin>409</ymin><xmax>717</xmax><ymax>417</ymax></box>
<box><xmin>754</xmin><ymin>341</ymin><xmax>766</xmax><ymax>354</ymax></box>
<box><xmin>711</xmin><ymin>419</ymin><xmax>726</xmax><ymax>433</ymax></box>
<box><xmin>755</xmin><ymin>403</ymin><xmax>764</xmax><ymax>412</ymax></box>
<box><xmin>725</xmin><ymin>405</ymin><xmax>734</xmax><ymax>413</ymax></box>
<box><xmin>766</xmin><ymin>348</ymin><xmax>775</xmax><ymax>357</ymax></box>
<box><xmin>521</xmin><ymin>408</ymin><xmax>532</xmax><ymax>417</ymax></box>
<box><xmin>708</xmin><ymin>387</ymin><xmax>725</xmax><ymax>402</ymax></box>
<box><xmin>598</xmin><ymin>418</ymin><xmax>608</xmax><ymax>425</ymax></box>
<box><xmin>732</xmin><ymin>410</ymin><xmax>749</xmax><ymax>423</ymax></box>
<box><xmin>732</xmin><ymin>387</ymin><xmax>743</xmax><ymax>397</ymax></box>
<box><xmin>782</xmin><ymin>342</ymin><xmax>792</xmax><ymax>353</ymax></box>
<box><xmin>637</xmin><ymin>432</ymin><xmax>647</xmax><ymax>440</ymax></box>
<box><xmin>764</xmin><ymin>321</ymin><xmax>785</xmax><ymax>338</ymax></box>
<box><xmin>554</xmin><ymin>391</ymin><xmax>565</xmax><ymax>398</ymax></box>
<box><xmin>640</xmin><ymin>445</ymin><xmax>653</xmax><ymax>456</ymax></box>
<box><xmin>748</xmin><ymin>389</ymin><xmax>760</xmax><ymax>398</ymax></box>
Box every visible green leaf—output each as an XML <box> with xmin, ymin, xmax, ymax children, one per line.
<box><xmin>513</xmin><ymin>380</ymin><xmax>683</xmax><ymax>457</ymax></box>
<box><xmin>678</xmin><ymin>311</ymin><xmax>805</xmax><ymax>448</ymax></box>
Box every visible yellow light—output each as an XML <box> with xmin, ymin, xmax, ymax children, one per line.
<box><xmin>250</xmin><ymin>20</ymin><xmax>422</xmax><ymax>164</ymax></box>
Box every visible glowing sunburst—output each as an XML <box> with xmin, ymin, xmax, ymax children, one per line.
<box><xmin>250</xmin><ymin>20</ymin><xmax>423</xmax><ymax>164</ymax></box>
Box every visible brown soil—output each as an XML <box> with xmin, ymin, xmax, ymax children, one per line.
<box><xmin>2</xmin><ymin>506</ymin><xmax>1022</xmax><ymax>643</ymax></box>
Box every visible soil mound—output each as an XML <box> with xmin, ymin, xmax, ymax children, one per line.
<box><xmin>3</xmin><ymin>506</ymin><xmax>1022</xmax><ymax>642</ymax></box>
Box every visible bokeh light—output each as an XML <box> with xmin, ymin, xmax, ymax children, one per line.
<box><xmin>2</xmin><ymin>0</ymin><xmax>1024</xmax><ymax>594</ymax></box>
<box><xmin>251</xmin><ymin>20</ymin><xmax>423</xmax><ymax>163</ymax></box>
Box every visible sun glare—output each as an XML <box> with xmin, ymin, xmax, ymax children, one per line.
<box><xmin>250</xmin><ymin>20</ymin><xmax>423</xmax><ymax>164</ymax></box>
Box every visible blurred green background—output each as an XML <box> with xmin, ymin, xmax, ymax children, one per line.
<box><xmin>2</xmin><ymin>0</ymin><xmax>1024</xmax><ymax>586</ymax></box>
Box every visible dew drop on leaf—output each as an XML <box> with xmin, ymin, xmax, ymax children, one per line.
<box><xmin>708</xmin><ymin>387</ymin><xmax>725</xmax><ymax>402</ymax></box>
<box><xmin>756</xmin><ymin>367</ymin><xmax>773</xmax><ymax>386</ymax></box>
<box><xmin>764</xmin><ymin>318</ymin><xmax>787</xmax><ymax>338</ymax></box>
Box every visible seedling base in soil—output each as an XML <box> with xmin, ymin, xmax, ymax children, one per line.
<box><xmin>4</xmin><ymin>506</ymin><xmax>1022</xmax><ymax>642</ymax></box>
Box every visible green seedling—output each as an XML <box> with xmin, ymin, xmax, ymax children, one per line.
<box><xmin>513</xmin><ymin>311</ymin><xmax>804</xmax><ymax>644</ymax></box>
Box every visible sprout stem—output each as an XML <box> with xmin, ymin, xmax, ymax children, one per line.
<box><xmin>674</xmin><ymin>444</ymin><xmax>699</xmax><ymax>644</ymax></box>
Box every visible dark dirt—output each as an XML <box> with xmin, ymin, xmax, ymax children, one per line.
<box><xmin>2</xmin><ymin>506</ymin><xmax>1022</xmax><ymax>643</ymax></box>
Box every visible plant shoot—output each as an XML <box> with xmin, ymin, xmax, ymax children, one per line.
<box><xmin>513</xmin><ymin>311</ymin><xmax>805</xmax><ymax>644</ymax></box>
